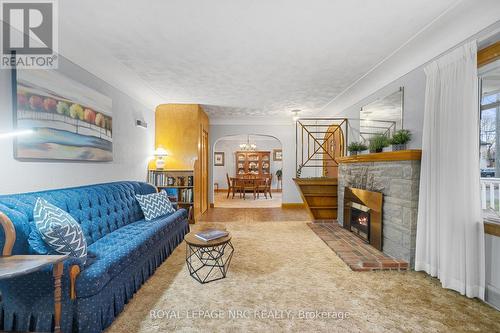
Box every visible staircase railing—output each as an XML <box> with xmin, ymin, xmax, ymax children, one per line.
<box><xmin>295</xmin><ymin>118</ymin><xmax>349</xmax><ymax>178</ymax></box>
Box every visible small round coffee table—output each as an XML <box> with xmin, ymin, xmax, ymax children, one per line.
<box><xmin>184</xmin><ymin>232</ymin><xmax>234</xmax><ymax>284</ymax></box>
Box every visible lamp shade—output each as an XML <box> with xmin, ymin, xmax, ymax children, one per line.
<box><xmin>154</xmin><ymin>147</ymin><xmax>168</xmax><ymax>157</ymax></box>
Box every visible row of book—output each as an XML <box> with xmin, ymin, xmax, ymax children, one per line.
<box><xmin>162</xmin><ymin>188</ymin><xmax>193</xmax><ymax>204</ymax></box>
<box><xmin>147</xmin><ymin>171</ymin><xmax>169</xmax><ymax>186</ymax></box>
<box><xmin>179</xmin><ymin>188</ymin><xmax>194</xmax><ymax>203</ymax></box>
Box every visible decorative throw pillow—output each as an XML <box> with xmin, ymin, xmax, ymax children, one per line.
<box><xmin>33</xmin><ymin>198</ymin><xmax>87</xmax><ymax>261</ymax></box>
<box><xmin>135</xmin><ymin>190</ymin><xmax>175</xmax><ymax>221</ymax></box>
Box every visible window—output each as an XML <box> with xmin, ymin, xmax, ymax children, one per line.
<box><xmin>479</xmin><ymin>59</ymin><xmax>500</xmax><ymax>218</ymax></box>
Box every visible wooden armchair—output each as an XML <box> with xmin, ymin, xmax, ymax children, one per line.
<box><xmin>256</xmin><ymin>176</ymin><xmax>272</xmax><ymax>199</ymax></box>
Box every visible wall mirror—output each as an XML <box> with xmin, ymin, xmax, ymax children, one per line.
<box><xmin>359</xmin><ymin>87</ymin><xmax>403</xmax><ymax>141</ymax></box>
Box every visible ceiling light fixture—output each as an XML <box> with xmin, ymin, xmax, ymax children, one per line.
<box><xmin>292</xmin><ymin>109</ymin><xmax>301</xmax><ymax>122</ymax></box>
<box><xmin>239</xmin><ymin>135</ymin><xmax>257</xmax><ymax>151</ymax></box>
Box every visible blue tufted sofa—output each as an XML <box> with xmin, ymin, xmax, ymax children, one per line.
<box><xmin>0</xmin><ymin>181</ymin><xmax>189</xmax><ymax>333</ymax></box>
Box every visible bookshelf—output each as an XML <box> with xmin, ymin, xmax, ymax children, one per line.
<box><xmin>147</xmin><ymin>169</ymin><xmax>194</xmax><ymax>222</ymax></box>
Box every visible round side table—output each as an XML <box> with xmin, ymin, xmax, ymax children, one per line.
<box><xmin>184</xmin><ymin>232</ymin><xmax>234</xmax><ymax>284</ymax></box>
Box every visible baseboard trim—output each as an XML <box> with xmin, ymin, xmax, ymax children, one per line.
<box><xmin>281</xmin><ymin>203</ymin><xmax>305</xmax><ymax>208</ymax></box>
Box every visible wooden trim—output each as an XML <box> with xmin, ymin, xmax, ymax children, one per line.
<box><xmin>70</xmin><ymin>265</ymin><xmax>81</xmax><ymax>300</ymax></box>
<box><xmin>281</xmin><ymin>203</ymin><xmax>305</xmax><ymax>209</ymax></box>
<box><xmin>292</xmin><ymin>178</ymin><xmax>338</xmax><ymax>185</ymax></box>
<box><xmin>485</xmin><ymin>221</ymin><xmax>500</xmax><ymax>237</ymax></box>
<box><xmin>337</xmin><ymin>149</ymin><xmax>422</xmax><ymax>164</ymax></box>
<box><xmin>0</xmin><ymin>211</ymin><xmax>16</xmax><ymax>257</ymax></box>
<box><xmin>478</xmin><ymin>41</ymin><xmax>500</xmax><ymax>68</ymax></box>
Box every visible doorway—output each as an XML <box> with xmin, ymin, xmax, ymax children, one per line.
<box><xmin>213</xmin><ymin>134</ymin><xmax>283</xmax><ymax>208</ymax></box>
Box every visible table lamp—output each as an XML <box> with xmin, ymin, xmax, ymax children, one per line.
<box><xmin>154</xmin><ymin>147</ymin><xmax>168</xmax><ymax>170</ymax></box>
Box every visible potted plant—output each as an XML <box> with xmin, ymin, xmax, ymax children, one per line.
<box><xmin>369</xmin><ymin>134</ymin><xmax>390</xmax><ymax>153</ymax></box>
<box><xmin>390</xmin><ymin>129</ymin><xmax>412</xmax><ymax>151</ymax></box>
<box><xmin>275</xmin><ymin>168</ymin><xmax>282</xmax><ymax>180</ymax></box>
<box><xmin>347</xmin><ymin>142</ymin><xmax>368</xmax><ymax>156</ymax></box>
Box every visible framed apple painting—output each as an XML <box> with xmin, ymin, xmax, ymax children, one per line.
<box><xmin>13</xmin><ymin>68</ymin><xmax>113</xmax><ymax>161</ymax></box>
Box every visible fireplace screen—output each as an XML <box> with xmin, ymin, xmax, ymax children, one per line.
<box><xmin>350</xmin><ymin>202</ymin><xmax>371</xmax><ymax>242</ymax></box>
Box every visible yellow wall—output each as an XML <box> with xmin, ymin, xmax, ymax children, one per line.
<box><xmin>154</xmin><ymin>104</ymin><xmax>209</xmax><ymax>220</ymax></box>
<box><xmin>154</xmin><ymin>104</ymin><xmax>200</xmax><ymax>170</ymax></box>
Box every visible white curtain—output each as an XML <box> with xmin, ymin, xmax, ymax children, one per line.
<box><xmin>415</xmin><ymin>41</ymin><xmax>485</xmax><ymax>299</ymax></box>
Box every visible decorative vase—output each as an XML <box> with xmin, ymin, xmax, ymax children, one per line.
<box><xmin>392</xmin><ymin>144</ymin><xmax>406</xmax><ymax>151</ymax></box>
<box><xmin>349</xmin><ymin>151</ymin><xmax>358</xmax><ymax>156</ymax></box>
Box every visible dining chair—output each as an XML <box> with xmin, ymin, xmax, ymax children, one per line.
<box><xmin>226</xmin><ymin>173</ymin><xmax>235</xmax><ymax>198</ymax></box>
<box><xmin>255</xmin><ymin>178</ymin><xmax>267</xmax><ymax>199</ymax></box>
<box><xmin>266</xmin><ymin>175</ymin><xmax>273</xmax><ymax>199</ymax></box>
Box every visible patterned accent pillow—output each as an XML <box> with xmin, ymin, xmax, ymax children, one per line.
<box><xmin>135</xmin><ymin>191</ymin><xmax>175</xmax><ymax>221</ymax></box>
<box><xmin>33</xmin><ymin>198</ymin><xmax>87</xmax><ymax>261</ymax></box>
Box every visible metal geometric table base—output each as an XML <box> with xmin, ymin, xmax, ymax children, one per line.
<box><xmin>186</xmin><ymin>241</ymin><xmax>234</xmax><ymax>284</ymax></box>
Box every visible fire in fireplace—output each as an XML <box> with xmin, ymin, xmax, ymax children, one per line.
<box><xmin>350</xmin><ymin>202</ymin><xmax>371</xmax><ymax>242</ymax></box>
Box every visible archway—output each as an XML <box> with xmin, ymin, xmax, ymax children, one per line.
<box><xmin>212</xmin><ymin>134</ymin><xmax>283</xmax><ymax>208</ymax></box>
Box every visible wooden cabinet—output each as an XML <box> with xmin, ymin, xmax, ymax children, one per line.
<box><xmin>235</xmin><ymin>151</ymin><xmax>271</xmax><ymax>178</ymax></box>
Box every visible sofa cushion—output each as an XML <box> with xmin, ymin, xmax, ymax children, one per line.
<box><xmin>75</xmin><ymin>209</ymin><xmax>186</xmax><ymax>298</ymax></box>
<box><xmin>33</xmin><ymin>198</ymin><xmax>88</xmax><ymax>261</ymax></box>
<box><xmin>135</xmin><ymin>191</ymin><xmax>175</xmax><ymax>221</ymax></box>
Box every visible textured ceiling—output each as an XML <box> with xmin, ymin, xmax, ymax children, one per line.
<box><xmin>58</xmin><ymin>0</ymin><xmax>459</xmax><ymax>118</ymax></box>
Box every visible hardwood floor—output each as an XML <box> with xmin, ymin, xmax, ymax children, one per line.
<box><xmin>213</xmin><ymin>191</ymin><xmax>282</xmax><ymax>208</ymax></box>
<box><xmin>198</xmin><ymin>206</ymin><xmax>311</xmax><ymax>222</ymax></box>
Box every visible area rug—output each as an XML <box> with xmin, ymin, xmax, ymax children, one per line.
<box><xmin>106</xmin><ymin>221</ymin><xmax>500</xmax><ymax>332</ymax></box>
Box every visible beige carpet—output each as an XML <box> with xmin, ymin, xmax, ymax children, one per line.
<box><xmin>107</xmin><ymin>222</ymin><xmax>500</xmax><ymax>332</ymax></box>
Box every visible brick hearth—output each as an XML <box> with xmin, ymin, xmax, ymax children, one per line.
<box><xmin>308</xmin><ymin>223</ymin><xmax>408</xmax><ymax>271</ymax></box>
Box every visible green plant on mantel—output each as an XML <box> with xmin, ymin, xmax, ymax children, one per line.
<box><xmin>390</xmin><ymin>129</ymin><xmax>412</xmax><ymax>151</ymax></box>
<box><xmin>347</xmin><ymin>141</ymin><xmax>368</xmax><ymax>153</ymax></box>
<box><xmin>369</xmin><ymin>134</ymin><xmax>390</xmax><ymax>153</ymax></box>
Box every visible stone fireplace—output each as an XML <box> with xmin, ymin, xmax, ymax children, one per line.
<box><xmin>337</xmin><ymin>150</ymin><xmax>421</xmax><ymax>268</ymax></box>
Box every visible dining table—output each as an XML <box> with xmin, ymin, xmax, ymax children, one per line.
<box><xmin>230</xmin><ymin>176</ymin><xmax>267</xmax><ymax>200</ymax></box>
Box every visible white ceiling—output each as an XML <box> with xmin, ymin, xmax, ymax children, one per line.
<box><xmin>56</xmin><ymin>0</ymin><xmax>496</xmax><ymax>120</ymax></box>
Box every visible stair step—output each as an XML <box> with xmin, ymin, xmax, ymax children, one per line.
<box><xmin>303</xmin><ymin>193</ymin><xmax>337</xmax><ymax>197</ymax></box>
<box><xmin>309</xmin><ymin>206</ymin><xmax>338</xmax><ymax>209</ymax></box>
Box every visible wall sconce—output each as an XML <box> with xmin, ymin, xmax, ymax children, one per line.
<box><xmin>136</xmin><ymin>119</ymin><xmax>148</xmax><ymax>128</ymax></box>
<box><xmin>154</xmin><ymin>147</ymin><xmax>168</xmax><ymax>170</ymax></box>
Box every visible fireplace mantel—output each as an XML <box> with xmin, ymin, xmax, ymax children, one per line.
<box><xmin>337</xmin><ymin>149</ymin><xmax>422</xmax><ymax>164</ymax></box>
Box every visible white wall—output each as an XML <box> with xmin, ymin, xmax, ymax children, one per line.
<box><xmin>210</xmin><ymin>123</ymin><xmax>301</xmax><ymax>204</ymax></box>
<box><xmin>213</xmin><ymin>137</ymin><xmax>282</xmax><ymax>190</ymax></box>
<box><xmin>486</xmin><ymin>235</ymin><xmax>500</xmax><ymax>309</ymax></box>
<box><xmin>0</xmin><ymin>57</ymin><xmax>154</xmax><ymax>194</ymax></box>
